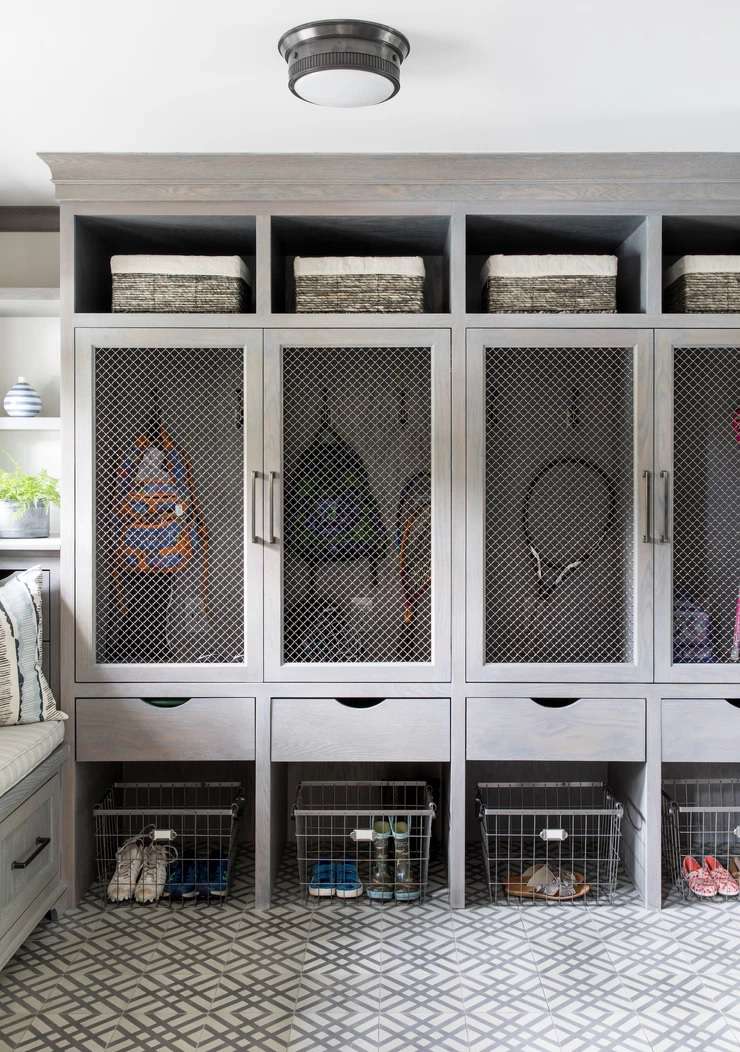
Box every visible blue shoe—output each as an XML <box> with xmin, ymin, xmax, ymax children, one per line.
<box><xmin>195</xmin><ymin>858</ymin><xmax>229</xmax><ymax>896</ymax></box>
<box><xmin>164</xmin><ymin>860</ymin><xmax>196</xmax><ymax>897</ymax></box>
<box><xmin>308</xmin><ymin>861</ymin><xmax>336</xmax><ymax>897</ymax></box>
<box><xmin>335</xmin><ymin>860</ymin><xmax>363</xmax><ymax>899</ymax></box>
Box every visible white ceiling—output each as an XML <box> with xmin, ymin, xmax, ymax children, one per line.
<box><xmin>3</xmin><ymin>0</ymin><xmax>740</xmax><ymax>204</ymax></box>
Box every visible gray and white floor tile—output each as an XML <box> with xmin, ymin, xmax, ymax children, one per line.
<box><xmin>4</xmin><ymin>846</ymin><xmax>740</xmax><ymax>1050</ymax></box>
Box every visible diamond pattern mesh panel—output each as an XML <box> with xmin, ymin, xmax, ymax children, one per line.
<box><xmin>282</xmin><ymin>346</ymin><xmax>432</xmax><ymax>665</ymax></box>
<box><xmin>672</xmin><ymin>346</ymin><xmax>740</xmax><ymax>665</ymax></box>
<box><xmin>484</xmin><ymin>345</ymin><xmax>635</xmax><ymax>665</ymax></box>
<box><xmin>94</xmin><ymin>345</ymin><xmax>245</xmax><ymax>665</ymax></box>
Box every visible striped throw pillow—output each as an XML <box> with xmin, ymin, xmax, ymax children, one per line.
<box><xmin>0</xmin><ymin>568</ymin><xmax>66</xmax><ymax>725</ymax></box>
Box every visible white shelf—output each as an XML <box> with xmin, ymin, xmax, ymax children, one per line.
<box><xmin>0</xmin><ymin>288</ymin><xmax>60</xmax><ymax>317</ymax></box>
<box><xmin>0</xmin><ymin>417</ymin><xmax>61</xmax><ymax>431</ymax></box>
<box><xmin>0</xmin><ymin>536</ymin><xmax>61</xmax><ymax>552</ymax></box>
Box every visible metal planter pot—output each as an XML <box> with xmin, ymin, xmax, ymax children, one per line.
<box><xmin>0</xmin><ymin>500</ymin><xmax>50</xmax><ymax>539</ymax></box>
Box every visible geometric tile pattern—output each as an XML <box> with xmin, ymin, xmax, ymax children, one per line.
<box><xmin>3</xmin><ymin>846</ymin><xmax>740</xmax><ymax>1051</ymax></box>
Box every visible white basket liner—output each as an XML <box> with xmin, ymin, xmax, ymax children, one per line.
<box><xmin>481</xmin><ymin>254</ymin><xmax>617</xmax><ymax>284</ymax></box>
<box><xmin>111</xmin><ymin>255</ymin><xmax>251</xmax><ymax>284</ymax></box>
<box><xmin>664</xmin><ymin>254</ymin><xmax>740</xmax><ymax>288</ymax></box>
<box><xmin>294</xmin><ymin>256</ymin><xmax>425</xmax><ymax>278</ymax></box>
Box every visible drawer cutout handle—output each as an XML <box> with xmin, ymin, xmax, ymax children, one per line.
<box><xmin>531</xmin><ymin>698</ymin><xmax>579</xmax><ymax>709</ymax></box>
<box><xmin>142</xmin><ymin>698</ymin><xmax>191</xmax><ymax>709</ymax></box>
<box><xmin>335</xmin><ymin>698</ymin><xmax>385</xmax><ymax>710</ymax></box>
<box><xmin>12</xmin><ymin>836</ymin><xmax>51</xmax><ymax>870</ymax></box>
<box><xmin>539</xmin><ymin>828</ymin><xmax>568</xmax><ymax>843</ymax></box>
<box><xmin>725</xmin><ymin>700</ymin><xmax>740</xmax><ymax>710</ymax></box>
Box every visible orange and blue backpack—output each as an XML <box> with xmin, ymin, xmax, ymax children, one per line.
<box><xmin>115</xmin><ymin>427</ymin><xmax>205</xmax><ymax>574</ymax></box>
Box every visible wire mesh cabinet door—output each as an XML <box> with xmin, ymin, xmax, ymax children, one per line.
<box><xmin>467</xmin><ymin>329</ymin><xmax>654</xmax><ymax>682</ymax></box>
<box><xmin>655</xmin><ymin>330</ymin><xmax>740</xmax><ymax>682</ymax></box>
<box><xmin>264</xmin><ymin>329</ymin><xmax>451</xmax><ymax>682</ymax></box>
<box><xmin>75</xmin><ymin>328</ymin><xmax>263</xmax><ymax>682</ymax></box>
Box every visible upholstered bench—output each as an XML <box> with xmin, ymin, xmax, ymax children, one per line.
<box><xmin>0</xmin><ymin>721</ymin><xmax>67</xmax><ymax>969</ymax></box>
<box><xmin>0</xmin><ymin>567</ymin><xmax>68</xmax><ymax>971</ymax></box>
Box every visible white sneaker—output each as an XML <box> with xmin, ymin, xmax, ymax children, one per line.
<box><xmin>134</xmin><ymin>843</ymin><xmax>177</xmax><ymax>904</ymax></box>
<box><xmin>107</xmin><ymin>839</ymin><xmax>145</xmax><ymax>902</ymax></box>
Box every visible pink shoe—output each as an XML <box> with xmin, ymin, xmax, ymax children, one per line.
<box><xmin>682</xmin><ymin>856</ymin><xmax>717</xmax><ymax>898</ymax></box>
<box><xmin>704</xmin><ymin>856</ymin><xmax>740</xmax><ymax>897</ymax></box>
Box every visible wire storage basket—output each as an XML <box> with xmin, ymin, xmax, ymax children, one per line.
<box><xmin>94</xmin><ymin>782</ymin><xmax>244</xmax><ymax>906</ymax></box>
<box><xmin>662</xmin><ymin>778</ymin><xmax>740</xmax><ymax>901</ymax></box>
<box><xmin>293</xmin><ymin>781</ymin><xmax>435</xmax><ymax>905</ymax></box>
<box><xmin>477</xmin><ymin>781</ymin><xmax>623</xmax><ymax>905</ymax></box>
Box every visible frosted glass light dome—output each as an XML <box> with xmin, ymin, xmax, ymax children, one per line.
<box><xmin>278</xmin><ymin>20</ymin><xmax>410</xmax><ymax>108</ymax></box>
<box><xmin>294</xmin><ymin>69</ymin><xmax>396</xmax><ymax>108</ymax></box>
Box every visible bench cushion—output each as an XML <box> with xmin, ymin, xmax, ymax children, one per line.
<box><xmin>0</xmin><ymin>721</ymin><xmax>65</xmax><ymax>797</ymax></box>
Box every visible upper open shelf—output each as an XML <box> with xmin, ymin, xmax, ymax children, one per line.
<box><xmin>74</xmin><ymin>215</ymin><xmax>257</xmax><ymax>314</ymax></box>
<box><xmin>270</xmin><ymin>215</ymin><xmax>451</xmax><ymax>314</ymax></box>
<box><xmin>465</xmin><ymin>214</ymin><xmax>648</xmax><ymax>315</ymax></box>
<box><xmin>662</xmin><ymin>215</ymin><xmax>740</xmax><ymax>313</ymax></box>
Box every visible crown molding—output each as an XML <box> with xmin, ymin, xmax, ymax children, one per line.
<box><xmin>38</xmin><ymin>152</ymin><xmax>740</xmax><ymax>206</ymax></box>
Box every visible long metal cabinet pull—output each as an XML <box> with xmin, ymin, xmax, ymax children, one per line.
<box><xmin>659</xmin><ymin>469</ymin><xmax>671</xmax><ymax>544</ymax></box>
<box><xmin>641</xmin><ymin>470</ymin><xmax>653</xmax><ymax>543</ymax></box>
<box><xmin>250</xmin><ymin>470</ymin><xmax>259</xmax><ymax>543</ymax></box>
<box><xmin>268</xmin><ymin>471</ymin><xmax>277</xmax><ymax>545</ymax></box>
<box><xmin>12</xmin><ymin>836</ymin><xmax>51</xmax><ymax>870</ymax></box>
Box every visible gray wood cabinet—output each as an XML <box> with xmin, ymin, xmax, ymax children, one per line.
<box><xmin>662</xmin><ymin>698</ymin><xmax>740</xmax><ymax>761</ymax></box>
<box><xmin>466</xmin><ymin>329</ymin><xmax>654</xmax><ymax>682</ymax></box>
<box><xmin>271</xmin><ymin>697</ymin><xmax>450</xmax><ymax>762</ymax></box>
<box><xmin>467</xmin><ymin>697</ymin><xmax>645</xmax><ymax>762</ymax></box>
<box><xmin>41</xmin><ymin>152</ymin><xmax>740</xmax><ymax>913</ymax></box>
<box><xmin>74</xmin><ymin>328</ymin><xmax>263</xmax><ymax>682</ymax></box>
<box><xmin>655</xmin><ymin>331</ymin><xmax>740</xmax><ymax>682</ymax></box>
<box><xmin>76</xmin><ymin>697</ymin><xmax>256</xmax><ymax>762</ymax></box>
<box><xmin>264</xmin><ymin>329</ymin><xmax>452</xmax><ymax>683</ymax></box>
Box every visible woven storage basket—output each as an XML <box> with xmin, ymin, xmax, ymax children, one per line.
<box><xmin>111</xmin><ymin>255</ymin><xmax>251</xmax><ymax>313</ymax></box>
<box><xmin>664</xmin><ymin>255</ymin><xmax>740</xmax><ymax>313</ymax></box>
<box><xmin>482</xmin><ymin>255</ymin><xmax>617</xmax><ymax>313</ymax></box>
<box><xmin>294</xmin><ymin>256</ymin><xmax>425</xmax><ymax>313</ymax></box>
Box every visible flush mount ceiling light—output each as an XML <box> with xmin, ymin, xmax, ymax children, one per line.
<box><xmin>278</xmin><ymin>19</ymin><xmax>410</xmax><ymax>107</ymax></box>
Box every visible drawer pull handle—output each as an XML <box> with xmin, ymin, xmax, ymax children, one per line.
<box><xmin>142</xmin><ymin>698</ymin><xmax>191</xmax><ymax>708</ymax></box>
<box><xmin>532</xmin><ymin>698</ymin><xmax>579</xmax><ymax>709</ymax></box>
<box><xmin>336</xmin><ymin>698</ymin><xmax>385</xmax><ymax>710</ymax></box>
<box><xmin>12</xmin><ymin>836</ymin><xmax>51</xmax><ymax>870</ymax></box>
<box><xmin>539</xmin><ymin>828</ymin><xmax>568</xmax><ymax>843</ymax></box>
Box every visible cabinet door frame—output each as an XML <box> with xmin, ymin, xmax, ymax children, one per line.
<box><xmin>655</xmin><ymin>329</ymin><xmax>740</xmax><ymax>683</ymax></box>
<box><xmin>74</xmin><ymin>327</ymin><xmax>264</xmax><ymax>683</ymax></box>
<box><xmin>466</xmin><ymin>328</ymin><xmax>654</xmax><ymax>683</ymax></box>
<box><xmin>264</xmin><ymin>328</ymin><xmax>451</xmax><ymax>683</ymax></box>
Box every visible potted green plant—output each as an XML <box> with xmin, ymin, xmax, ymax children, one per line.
<box><xmin>0</xmin><ymin>457</ymin><xmax>60</xmax><ymax>539</ymax></box>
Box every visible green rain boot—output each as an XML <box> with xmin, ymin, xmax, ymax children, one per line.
<box><xmin>391</xmin><ymin>817</ymin><xmax>421</xmax><ymax>901</ymax></box>
<box><xmin>366</xmin><ymin>820</ymin><xmax>394</xmax><ymax>902</ymax></box>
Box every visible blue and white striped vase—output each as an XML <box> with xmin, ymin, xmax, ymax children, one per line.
<box><xmin>3</xmin><ymin>377</ymin><xmax>42</xmax><ymax>417</ymax></box>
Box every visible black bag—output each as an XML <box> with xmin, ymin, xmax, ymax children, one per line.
<box><xmin>285</xmin><ymin>426</ymin><xmax>387</xmax><ymax>563</ymax></box>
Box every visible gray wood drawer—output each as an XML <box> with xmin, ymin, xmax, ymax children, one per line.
<box><xmin>76</xmin><ymin>697</ymin><xmax>256</xmax><ymax>762</ymax></box>
<box><xmin>271</xmin><ymin>698</ymin><xmax>450</xmax><ymax>762</ymax></box>
<box><xmin>0</xmin><ymin>772</ymin><xmax>61</xmax><ymax>938</ymax></box>
<box><xmin>466</xmin><ymin>697</ymin><xmax>646</xmax><ymax>761</ymax></box>
<box><xmin>662</xmin><ymin>699</ymin><xmax>740</xmax><ymax>762</ymax></box>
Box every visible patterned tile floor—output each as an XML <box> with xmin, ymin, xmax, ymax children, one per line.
<box><xmin>2</xmin><ymin>848</ymin><xmax>740</xmax><ymax>1051</ymax></box>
